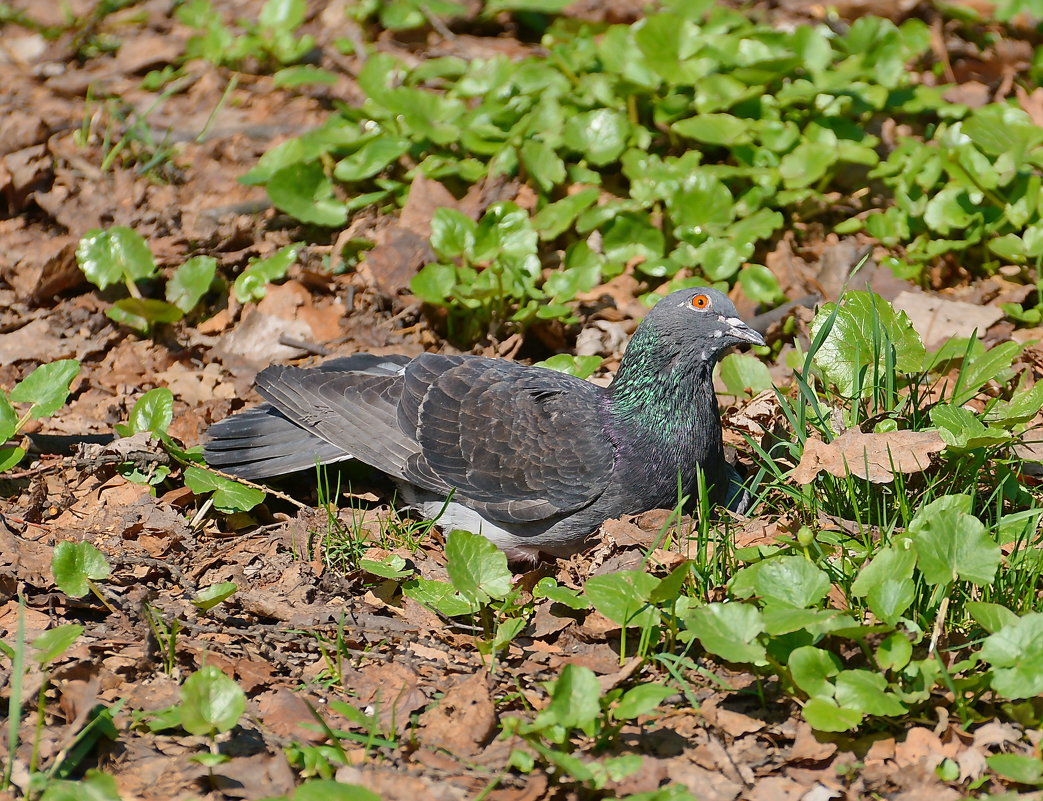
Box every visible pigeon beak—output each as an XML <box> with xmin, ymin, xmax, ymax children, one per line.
<box><xmin>722</xmin><ymin>316</ymin><xmax>766</xmax><ymax>347</ymax></box>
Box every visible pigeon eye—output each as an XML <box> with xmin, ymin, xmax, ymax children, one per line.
<box><xmin>690</xmin><ymin>294</ymin><xmax>711</xmax><ymax>310</ymax></box>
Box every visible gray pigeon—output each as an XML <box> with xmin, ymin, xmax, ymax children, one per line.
<box><xmin>204</xmin><ymin>287</ymin><xmax>765</xmax><ymax>562</ymax></box>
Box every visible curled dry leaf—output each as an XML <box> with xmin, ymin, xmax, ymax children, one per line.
<box><xmin>792</xmin><ymin>429</ymin><xmax>945</xmax><ymax>484</ymax></box>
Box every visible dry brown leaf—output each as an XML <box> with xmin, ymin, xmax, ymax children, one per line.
<box><xmin>416</xmin><ymin>673</ymin><xmax>495</xmax><ymax>756</ymax></box>
<box><xmin>787</xmin><ymin>723</ymin><xmax>838</xmax><ymax>763</ymax></box>
<box><xmin>792</xmin><ymin>429</ymin><xmax>944</xmax><ymax>484</ymax></box>
<box><xmin>893</xmin><ymin>291</ymin><xmax>1004</xmax><ymax>348</ymax></box>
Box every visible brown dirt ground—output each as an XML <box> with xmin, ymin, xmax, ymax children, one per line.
<box><xmin>2</xmin><ymin>1</ymin><xmax>1043</xmax><ymax>800</ymax></box>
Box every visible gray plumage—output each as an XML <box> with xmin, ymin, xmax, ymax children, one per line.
<box><xmin>204</xmin><ymin>288</ymin><xmax>765</xmax><ymax>561</ymax></box>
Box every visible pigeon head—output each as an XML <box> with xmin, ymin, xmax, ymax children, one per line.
<box><xmin>638</xmin><ymin>287</ymin><xmax>765</xmax><ymax>361</ymax></box>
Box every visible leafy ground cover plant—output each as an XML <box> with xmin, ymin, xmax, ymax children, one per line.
<box><xmin>240</xmin><ymin>3</ymin><xmax>1043</xmax><ymax>343</ymax></box>
<box><xmin>7</xmin><ymin>0</ymin><xmax>1043</xmax><ymax>798</ymax></box>
<box><xmin>0</xmin><ymin>361</ymin><xmax>80</xmax><ymax>473</ymax></box>
<box><xmin>75</xmin><ymin>226</ymin><xmax>300</xmax><ymax>335</ymax></box>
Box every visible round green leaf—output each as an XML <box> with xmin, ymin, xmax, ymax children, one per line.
<box><xmin>76</xmin><ymin>227</ymin><xmax>156</xmax><ymax>290</ymax></box>
<box><xmin>445</xmin><ymin>529</ymin><xmax>512</xmax><ymax>605</ymax></box>
<box><xmin>267</xmin><ymin>163</ymin><xmax>347</xmax><ymax>227</ymax></box>
<box><xmin>802</xmin><ymin>696</ymin><xmax>862</xmax><ymax>732</ymax></box>
<box><xmin>51</xmin><ymin>541</ymin><xmax>111</xmax><ymax>598</ymax></box>
<box><xmin>126</xmin><ymin>387</ymin><xmax>174</xmax><ymax>436</ymax></box>
<box><xmin>430</xmin><ymin>208</ymin><xmax>477</xmax><ymax>260</ymax></box>
<box><xmin>683</xmin><ymin>602</ymin><xmax>767</xmax><ymax>666</ymax></box>
<box><xmin>179</xmin><ymin>665</ymin><xmax>245</xmax><ymax>736</ymax></box>
<box><xmin>788</xmin><ymin>646</ymin><xmax>840</xmax><ymax>697</ymax></box>
<box><xmin>563</xmin><ymin>109</ymin><xmax>628</xmax><ymax>166</ymax></box>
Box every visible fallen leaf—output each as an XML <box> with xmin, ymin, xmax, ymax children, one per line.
<box><xmin>416</xmin><ymin>673</ymin><xmax>495</xmax><ymax>756</ymax></box>
<box><xmin>893</xmin><ymin>291</ymin><xmax>1004</xmax><ymax>348</ymax></box>
<box><xmin>792</xmin><ymin>429</ymin><xmax>945</xmax><ymax>484</ymax></box>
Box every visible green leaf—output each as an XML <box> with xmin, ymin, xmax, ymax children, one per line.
<box><xmin>192</xmin><ymin>582</ymin><xmax>237</xmax><ymax>612</ymax></box>
<box><xmin>0</xmin><ymin>446</ymin><xmax>25</xmax><ymax>472</ymax></box>
<box><xmin>930</xmin><ymin>404</ymin><xmax>1010</xmax><ymax>451</ymax></box>
<box><xmin>563</xmin><ymin>109</ymin><xmax>629</xmax><ymax>166</ymax></box>
<box><xmin>76</xmin><ymin>226</ymin><xmax>156</xmax><ymax>290</ymax></box>
<box><xmin>876</xmin><ymin>633</ymin><xmax>912</xmax><ymax>671</ymax></box>
<box><xmin>268</xmin><ymin>163</ymin><xmax>347</xmax><ymax>227</ymax></box>
<box><xmin>983</xmin><ymin>380</ymin><xmax>1043</xmax><ymax>425</ymax></box>
<box><xmin>719</xmin><ymin>353</ymin><xmax>772</xmax><ymax>396</ymax></box>
<box><xmin>183</xmin><ymin>466</ymin><xmax>266</xmax><ymax>513</ymax></box>
<box><xmin>753</xmin><ymin>556</ymin><xmax>830</xmax><ymax>609</ymax></box>
<box><xmin>966</xmin><ymin>601</ymin><xmax>1019</xmax><ymax>634</ymax></box>
<box><xmin>987</xmin><ymin>754</ymin><xmax>1043</xmax><ymax>785</ymax></box>
<box><xmin>51</xmin><ymin>541</ymin><xmax>111</xmax><ymax>598</ymax></box>
<box><xmin>191</xmin><ymin>752</ymin><xmax>230</xmax><ymax>767</ymax></box>
<box><xmin>585</xmin><ymin>570</ymin><xmax>660</xmax><ymax>629</ymax></box>
<box><xmin>789</xmin><ymin>646</ymin><xmax>841</xmax><ymax>697</ymax></box>
<box><xmin>865</xmin><ymin>578</ymin><xmax>915</xmax><ymax>625</ymax></box>
<box><xmin>233</xmin><ymin>244</ymin><xmax>301</xmax><ymax>303</ymax></box>
<box><xmin>0</xmin><ymin>393</ymin><xmax>18</xmax><ymax>441</ymax></box>
<box><xmin>334</xmin><ymin>136</ymin><xmax>410</xmax><ymax>182</ymax></box>
<box><xmin>39</xmin><ymin>770</ymin><xmax>122</xmax><ymax>801</ymax></box>
<box><xmin>802</xmin><ymin>697</ymin><xmax>862</xmax><ymax>732</ymax></box>
<box><xmin>179</xmin><ymin>665</ymin><xmax>245</xmax><ymax>736</ymax></box>
<box><xmin>520</xmin><ymin>139</ymin><xmax>566</xmax><ymax>193</ymax></box>
<box><xmin>779</xmin><ymin>141</ymin><xmax>836</xmax><ymax>189</ymax></box>
<box><xmin>534</xmin><ymin>354</ymin><xmax>603</xmax><ymax>379</ymax></box>
<box><xmin>980</xmin><ymin>612</ymin><xmax>1043</xmax><ymax>699</ymax></box>
<box><xmin>125</xmin><ymin>388</ymin><xmax>174</xmax><ymax>436</ymax></box>
<box><xmin>908</xmin><ymin>494</ymin><xmax>1000</xmax><ymax>586</ymax></box>
<box><xmin>294</xmin><ymin>780</ymin><xmax>383</xmax><ymax>801</ymax></box>
<box><xmin>485</xmin><ymin>0</ymin><xmax>574</xmax><ymax>11</ymax></box>
<box><xmin>32</xmin><ymin>624</ymin><xmax>84</xmax><ymax>667</ymax></box>
<box><xmin>672</xmin><ymin>114</ymin><xmax>751</xmax><ymax>146</ymax></box>
<box><xmin>811</xmin><ymin>291</ymin><xmax>925</xmax><ymax>397</ymax></box>
<box><xmin>359</xmin><ymin>554</ymin><xmax>412</xmax><ymax>580</ymax></box>
<box><xmin>948</xmin><ymin>340</ymin><xmax>1021</xmax><ymax>406</ymax></box>
<box><xmin>167</xmin><ymin>256</ymin><xmax>217</xmax><ymax>314</ymax></box>
<box><xmin>683</xmin><ymin>602</ymin><xmax>767</xmax><ymax>665</ymax></box>
<box><xmin>602</xmin><ymin>214</ymin><xmax>664</xmax><ymax>263</ymax></box>
<box><xmin>402</xmin><ymin>577</ymin><xmax>478</xmax><ymax>617</ymax></box>
<box><xmin>923</xmin><ymin>185</ymin><xmax>977</xmax><ymax>235</ymax></box>
<box><xmin>107</xmin><ymin>298</ymin><xmax>183</xmax><ymax>334</ymax></box>
<box><xmin>445</xmin><ymin>529</ymin><xmax>512</xmax><ymax>606</ymax></box>
<box><xmin>834</xmin><ymin>670</ymin><xmax>906</xmax><ymax>716</ymax></box>
<box><xmin>272</xmin><ymin>65</ymin><xmax>338</xmax><ymax>87</ymax></box>
<box><xmin>537</xmin><ymin>663</ymin><xmax>601</xmax><ymax>732</ymax></box>
<box><xmin>533</xmin><ymin>578</ymin><xmax>590</xmax><ymax>610</ymax></box>
<box><xmin>11</xmin><ymin>360</ymin><xmax>80</xmax><ymax>419</ymax></box>
<box><xmin>534</xmin><ymin>187</ymin><xmax>599</xmax><ymax>239</ymax></box>
<box><xmin>850</xmin><ymin>544</ymin><xmax>915</xmax><ymax>597</ymax></box>
<box><xmin>613</xmin><ymin>683</ymin><xmax>674</xmax><ymax>720</ymax></box>
<box><xmin>669</xmin><ymin>173</ymin><xmax>734</xmax><ymax>231</ymax></box>
<box><xmin>738</xmin><ymin>264</ymin><xmax>783</xmax><ymax>305</ymax></box>
<box><xmin>260</xmin><ymin>0</ymin><xmax>307</xmax><ymax>29</ymax></box>
<box><xmin>430</xmin><ymin>208</ymin><xmax>477</xmax><ymax>260</ymax></box>
<box><xmin>411</xmin><ymin>262</ymin><xmax>457</xmax><ymax>302</ymax></box>
<box><xmin>962</xmin><ymin>105</ymin><xmax>1043</xmax><ymax>158</ymax></box>
<box><xmin>473</xmin><ymin>201</ymin><xmax>538</xmax><ymax>262</ymax></box>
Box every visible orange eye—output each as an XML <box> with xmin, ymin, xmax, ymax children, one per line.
<box><xmin>690</xmin><ymin>294</ymin><xmax>711</xmax><ymax>310</ymax></box>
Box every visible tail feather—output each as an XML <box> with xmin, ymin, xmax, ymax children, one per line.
<box><xmin>204</xmin><ymin>403</ymin><xmax>350</xmax><ymax>479</ymax></box>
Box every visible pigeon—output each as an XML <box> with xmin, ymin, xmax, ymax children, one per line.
<box><xmin>204</xmin><ymin>287</ymin><xmax>765</xmax><ymax>562</ymax></box>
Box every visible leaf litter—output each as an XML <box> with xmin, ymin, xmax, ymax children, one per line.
<box><xmin>2</xmin><ymin>0</ymin><xmax>1043</xmax><ymax>799</ymax></box>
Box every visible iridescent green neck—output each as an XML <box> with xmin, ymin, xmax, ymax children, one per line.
<box><xmin>608</xmin><ymin>324</ymin><xmax>717</xmax><ymax>441</ymax></box>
